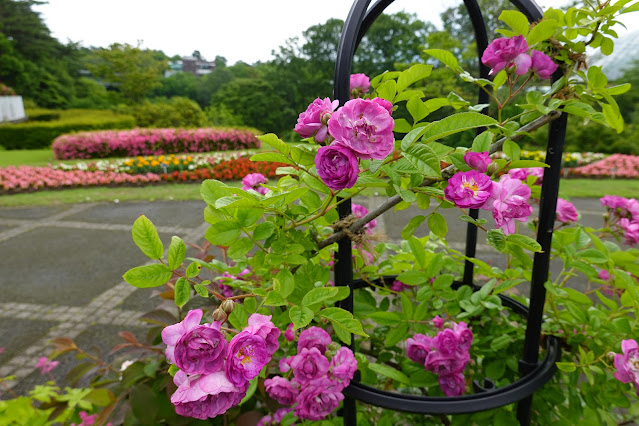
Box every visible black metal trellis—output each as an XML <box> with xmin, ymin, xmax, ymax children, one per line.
<box><xmin>332</xmin><ymin>1</ymin><xmax>567</xmax><ymax>424</ymax></box>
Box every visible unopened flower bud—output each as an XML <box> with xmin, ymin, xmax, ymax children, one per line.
<box><xmin>603</xmin><ymin>213</ymin><xmax>609</xmax><ymax>222</ymax></box>
<box><xmin>608</xmin><ymin>351</ymin><xmax>617</xmax><ymax>362</ymax></box>
<box><xmin>212</xmin><ymin>308</ymin><xmax>227</xmax><ymax>322</ymax></box>
<box><xmin>351</xmin><ymin>88</ymin><xmax>360</xmax><ymax>99</ymax></box>
<box><xmin>324</xmin><ymin>350</ymin><xmax>336</xmax><ymax>358</ymax></box>
<box><xmin>327</xmin><ymin>342</ymin><xmax>339</xmax><ymax>352</ymax></box>
<box><xmin>320</xmin><ymin>111</ymin><xmax>332</xmax><ymax>126</ymax></box>
<box><xmin>486</xmin><ymin>162</ymin><xmax>499</xmax><ymax>176</ymax></box>
<box><xmin>221</xmin><ymin>299</ymin><xmax>235</xmax><ymax>314</ymax></box>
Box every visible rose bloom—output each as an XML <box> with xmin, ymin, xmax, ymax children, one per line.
<box><xmin>244</xmin><ymin>313</ymin><xmax>281</xmax><ymax>356</ymax></box>
<box><xmin>425</xmin><ymin>351</ymin><xmax>470</xmax><ymax>376</ymax></box>
<box><xmin>464</xmin><ymin>151</ymin><xmax>492</xmax><ymax>173</ymax></box>
<box><xmin>614</xmin><ymin>339</ymin><xmax>639</xmax><ymax>396</ymax></box>
<box><xmin>481</xmin><ymin>36</ymin><xmax>531</xmax><ymax>75</ymax></box>
<box><xmin>453</xmin><ymin>322</ymin><xmax>473</xmax><ymax>352</ymax></box>
<box><xmin>225</xmin><ymin>332</ymin><xmax>270</xmax><ymax>387</ymax></box>
<box><xmin>298</xmin><ymin>326</ymin><xmax>332</xmax><ymax>354</ymax></box>
<box><xmin>406</xmin><ymin>334</ymin><xmax>433</xmax><ymax>365</ymax></box>
<box><xmin>444</xmin><ymin>170</ymin><xmax>493</xmax><ymax>209</ymax></box>
<box><xmin>619</xmin><ymin>218</ymin><xmax>639</xmax><ymax>246</ymax></box>
<box><xmin>170</xmin><ymin>370</ymin><xmax>246</xmax><ymax>420</ymax></box>
<box><xmin>435</xmin><ymin>329</ymin><xmax>459</xmax><ymax>356</ymax></box>
<box><xmin>294</xmin><ymin>97</ymin><xmax>339</xmax><ymax>143</ymax></box>
<box><xmin>508</xmin><ymin>167</ymin><xmax>544</xmax><ymax>184</ymax></box>
<box><xmin>390</xmin><ymin>279</ymin><xmax>411</xmax><ymax>292</ymax></box>
<box><xmin>483</xmin><ymin>174</ymin><xmax>533</xmax><ymax>235</ymax></box>
<box><xmin>372</xmin><ymin>97</ymin><xmax>393</xmax><ymax>115</ymax></box>
<box><xmin>289</xmin><ymin>347</ymin><xmax>330</xmax><ymax>385</ymax></box>
<box><xmin>329</xmin><ymin>347</ymin><xmax>358</xmax><ymax>390</ymax></box>
<box><xmin>264</xmin><ymin>376</ymin><xmax>299</xmax><ymax>405</ymax></box>
<box><xmin>352</xmin><ymin>203</ymin><xmax>377</xmax><ymax>232</ymax></box>
<box><xmin>328</xmin><ymin>98</ymin><xmax>394</xmax><ymax>160</ymax></box>
<box><xmin>241</xmin><ymin>172</ymin><xmax>269</xmax><ymax>195</ymax></box>
<box><xmin>530</xmin><ymin>50</ymin><xmax>558</xmax><ymax>79</ymax></box>
<box><xmin>350</xmin><ymin>73</ymin><xmax>371</xmax><ymax>96</ymax></box>
<box><xmin>162</xmin><ymin>309</ymin><xmax>206</xmax><ymax>366</ymax></box>
<box><xmin>432</xmin><ymin>315</ymin><xmax>444</xmax><ymax>329</ymax></box>
<box><xmin>438</xmin><ymin>373</ymin><xmax>466</xmax><ymax>396</ymax></box>
<box><xmin>284</xmin><ymin>323</ymin><xmax>295</xmax><ymax>342</ymax></box>
<box><xmin>173</xmin><ymin>321</ymin><xmax>227</xmax><ymax>375</ymax></box>
<box><xmin>295</xmin><ymin>378</ymin><xmax>345</xmax><ymax>421</ymax></box>
<box><xmin>315</xmin><ymin>144</ymin><xmax>359</xmax><ymax>190</ymax></box>
<box><xmin>556</xmin><ymin>198</ymin><xmax>578</xmax><ymax>223</ymax></box>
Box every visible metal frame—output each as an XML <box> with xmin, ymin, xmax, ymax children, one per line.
<box><xmin>333</xmin><ymin>0</ymin><xmax>567</xmax><ymax>424</ymax></box>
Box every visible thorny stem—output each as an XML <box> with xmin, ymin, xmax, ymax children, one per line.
<box><xmin>318</xmin><ymin>112</ymin><xmax>561</xmax><ymax>249</ymax></box>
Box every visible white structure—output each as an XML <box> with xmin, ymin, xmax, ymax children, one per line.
<box><xmin>0</xmin><ymin>96</ymin><xmax>26</xmax><ymax>123</ymax></box>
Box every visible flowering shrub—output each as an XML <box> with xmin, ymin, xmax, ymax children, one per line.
<box><xmin>6</xmin><ymin>3</ymin><xmax>639</xmax><ymax>425</ymax></box>
<box><xmin>570</xmin><ymin>153</ymin><xmax>639</xmax><ymax>178</ymax></box>
<box><xmin>52</xmin><ymin>127</ymin><xmax>260</xmax><ymax>160</ymax></box>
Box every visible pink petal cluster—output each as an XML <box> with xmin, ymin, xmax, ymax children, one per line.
<box><xmin>161</xmin><ymin>310</ymin><xmax>280</xmax><ymax>420</ymax></box>
<box><xmin>257</xmin><ymin>408</ymin><xmax>294</xmax><ymax>426</ymax></box>
<box><xmin>464</xmin><ymin>151</ymin><xmax>492</xmax><ymax>173</ymax></box>
<box><xmin>508</xmin><ymin>167</ymin><xmax>544</xmax><ymax>185</ymax></box>
<box><xmin>571</xmin><ymin>154</ymin><xmax>639</xmax><ymax>178</ymax></box>
<box><xmin>390</xmin><ymin>279</ymin><xmax>412</xmax><ymax>292</ymax></box>
<box><xmin>315</xmin><ymin>144</ymin><xmax>359</xmax><ymax>190</ymax></box>
<box><xmin>35</xmin><ymin>357</ymin><xmax>59</xmax><ymax>374</ymax></box>
<box><xmin>52</xmin><ymin>128</ymin><xmax>260</xmax><ymax>160</ymax></box>
<box><xmin>265</xmin><ymin>327</ymin><xmax>356</xmax><ymax>421</ymax></box>
<box><xmin>405</xmin><ymin>321</ymin><xmax>473</xmax><ymax>396</ymax></box>
<box><xmin>70</xmin><ymin>411</ymin><xmax>111</xmax><ymax>426</ymax></box>
<box><xmin>294</xmin><ymin>97</ymin><xmax>339</xmax><ymax>143</ymax></box>
<box><xmin>600</xmin><ymin>195</ymin><xmax>639</xmax><ymax>246</ymax></box>
<box><xmin>241</xmin><ymin>172</ymin><xmax>269</xmax><ymax>195</ymax></box>
<box><xmin>482</xmin><ymin>174</ymin><xmax>533</xmax><ymax>235</ymax></box>
<box><xmin>444</xmin><ymin>170</ymin><xmax>494</xmax><ymax>209</ymax></box>
<box><xmin>0</xmin><ymin>166</ymin><xmax>161</xmax><ymax>192</ymax></box>
<box><xmin>350</xmin><ymin>73</ymin><xmax>371</xmax><ymax>98</ymax></box>
<box><xmin>481</xmin><ymin>36</ymin><xmax>531</xmax><ymax>75</ymax></box>
<box><xmin>530</xmin><ymin>50</ymin><xmax>559</xmax><ymax>79</ymax></box>
<box><xmin>352</xmin><ymin>203</ymin><xmax>377</xmax><ymax>233</ymax></box>
<box><xmin>556</xmin><ymin>198</ymin><xmax>578</xmax><ymax>223</ymax></box>
<box><xmin>613</xmin><ymin>339</ymin><xmax>639</xmax><ymax>395</ymax></box>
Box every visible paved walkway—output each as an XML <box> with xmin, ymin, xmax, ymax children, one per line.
<box><xmin>0</xmin><ymin>198</ymin><xmax>609</xmax><ymax>393</ymax></box>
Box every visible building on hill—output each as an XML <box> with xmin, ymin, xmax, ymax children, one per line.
<box><xmin>165</xmin><ymin>56</ymin><xmax>216</xmax><ymax>77</ymax></box>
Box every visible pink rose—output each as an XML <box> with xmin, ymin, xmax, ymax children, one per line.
<box><xmin>225</xmin><ymin>332</ymin><xmax>270</xmax><ymax>388</ymax></box>
<box><xmin>328</xmin><ymin>98</ymin><xmax>394</xmax><ymax>160</ymax></box>
<box><xmin>483</xmin><ymin>175</ymin><xmax>532</xmax><ymax>235</ymax></box>
<box><xmin>352</xmin><ymin>203</ymin><xmax>377</xmax><ymax>232</ymax></box>
<box><xmin>614</xmin><ymin>339</ymin><xmax>639</xmax><ymax>395</ymax></box>
<box><xmin>298</xmin><ymin>326</ymin><xmax>332</xmax><ymax>354</ymax></box>
<box><xmin>284</xmin><ymin>323</ymin><xmax>295</xmax><ymax>342</ymax></box>
<box><xmin>438</xmin><ymin>373</ymin><xmax>466</xmax><ymax>396</ymax></box>
<box><xmin>464</xmin><ymin>151</ymin><xmax>492</xmax><ymax>173</ymax></box>
<box><xmin>161</xmin><ymin>309</ymin><xmax>204</xmax><ymax>365</ymax></box>
<box><xmin>294</xmin><ymin>98</ymin><xmax>339</xmax><ymax>143</ymax></box>
<box><xmin>406</xmin><ymin>334</ymin><xmax>433</xmax><ymax>365</ymax></box>
<box><xmin>171</xmin><ymin>370</ymin><xmax>246</xmax><ymax>419</ymax></box>
<box><xmin>481</xmin><ymin>36</ymin><xmax>531</xmax><ymax>75</ymax></box>
<box><xmin>530</xmin><ymin>50</ymin><xmax>558</xmax><ymax>79</ymax></box>
<box><xmin>425</xmin><ymin>351</ymin><xmax>470</xmax><ymax>376</ymax></box>
<box><xmin>556</xmin><ymin>198</ymin><xmax>578</xmax><ymax>223</ymax></box>
<box><xmin>432</xmin><ymin>315</ymin><xmax>444</xmax><ymax>329</ymax></box>
<box><xmin>350</xmin><ymin>73</ymin><xmax>371</xmax><ymax>97</ymax></box>
<box><xmin>241</xmin><ymin>173</ymin><xmax>268</xmax><ymax>195</ymax></box>
<box><xmin>435</xmin><ymin>329</ymin><xmax>459</xmax><ymax>356</ymax></box>
<box><xmin>264</xmin><ymin>376</ymin><xmax>299</xmax><ymax>405</ymax></box>
<box><xmin>315</xmin><ymin>144</ymin><xmax>359</xmax><ymax>190</ymax></box>
<box><xmin>173</xmin><ymin>321</ymin><xmax>227</xmax><ymax>375</ymax></box>
<box><xmin>289</xmin><ymin>347</ymin><xmax>330</xmax><ymax>385</ymax></box>
<box><xmin>295</xmin><ymin>378</ymin><xmax>344</xmax><ymax>421</ymax></box>
<box><xmin>444</xmin><ymin>170</ymin><xmax>494</xmax><ymax>209</ymax></box>
<box><xmin>245</xmin><ymin>313</ymin><xmax>281</xmax><ymax>356</ymax></box>
<box><xmin>329</xmin><ymin>347</ymin><xmax>358</xmax><ymax>390</ymax></box>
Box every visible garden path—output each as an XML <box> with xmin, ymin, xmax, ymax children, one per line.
<box><xmin>0</xmin><ymin>197</ymin><xmax>607</xmax><ymax>394</ymax></box>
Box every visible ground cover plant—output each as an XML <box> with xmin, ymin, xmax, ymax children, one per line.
<box><xmin>570</xmin><ymin>153</ymin><xmax>639</xmax><ymax>178</ymax></box>
<box><xmin>3</xmin><ymin>2</ymin><xmax>639</xmax><ymax>425</ymax></box>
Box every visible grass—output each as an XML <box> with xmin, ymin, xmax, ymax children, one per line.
<box><xmin>558</xmin><ymin>179</ymin><xmax>639</xmax><ymax>199</ymax></box>
<box><xmin>0</xmin><ymin>149</ymin><xmax>57</xmax><ymax>167</ymax></box>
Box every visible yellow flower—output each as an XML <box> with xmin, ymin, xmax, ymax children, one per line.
<box><xmin>151</xmin><ymin>160</ymin><xmax>159</xmax><ymax>166</ymax></box>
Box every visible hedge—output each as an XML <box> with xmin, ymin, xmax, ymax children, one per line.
<box><xmin>0</xmin><ymin>109</ymin><xmax>136</xmax><ymax>150</ymax></box>
<box><xmin>52</xmin><ymin>128</ymin><xmax>261</xmax><ymax>160</ymax></box>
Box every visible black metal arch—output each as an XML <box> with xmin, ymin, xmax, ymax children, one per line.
<box><xmin>333</xmin><ymin>0</ymin><xmax>568</xmax><ymax>425</ymax></box>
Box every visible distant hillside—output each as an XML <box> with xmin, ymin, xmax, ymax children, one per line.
<box><xmin>588</xmin><ymin>30</ymin><xmax>639</xmax><ymax>81</ymax></box>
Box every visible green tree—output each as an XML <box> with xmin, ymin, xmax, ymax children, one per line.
<box><xmin>152</xmin><ymin>72</ymin><xmax>199</xmax><ymax>101</ymax></box>
<box><xmin>196</xmin><ymin>67</ymin><xmax>234</xmax><ymax>107</ymax></box>
<box><xmin>87</xmin><ymin>43</ymin><xmax>167</xmax><ymax>104</ymax></box>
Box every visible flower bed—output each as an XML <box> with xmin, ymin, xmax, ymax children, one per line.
<box><xmin>569</xmin><ymin>154</ymin><xmax>639</xmax><ymax>178</ymax></box>
<box><xmin>51</xmin><ymin>127</ymin><xmax>261</xmax><ymax>160</ymax></box>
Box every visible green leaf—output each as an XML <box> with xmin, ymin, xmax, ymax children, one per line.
<box><xmin>194</xmin><ymin>284</ymin><xmax>209</xmax><ymax>298</ymax></box>
<box><xmin>200</xmin><ymin>179</ymin><xmax>229</xmax><ymax>206</ymax></box>
<box><xmin>578</xmin><ymin>249</ymin><xmax>608</xmax><ymax>264</ymax></box>
<box><xmin>420</xmin><ymin>112</ymin><xmax>498</xmax><ymax>144</ymax></box>
<box><xmin>526</xmin><ymin>19</ymin><xmax>558</xmax><ymax>46</ymax></box>
<box><xmin>503</xmin><ymin>140</ymin><xmax>521</xmax><ymax>162</ymax></box>
<box><xmin>556</xmin><ymin>362</ymin><xmax>576</xmax><ymax>372</ymax></box>
<box><xmin>257</xmin><ymin>133</ymin><xmax>291</xmax><ymax>156</ymax></box>
<box><xmin>424</xmin><ymin>49</ymin><xmax>461</xmax><ymax>71</ymax></box>
<box><xmin>396</xmin><ymin>270</ymin><xmax>429</xmax><ymax>285</ymax></box>
<box><xmin>499</xmin><ymin>10</ymin><xmax>530</xmax><ymax>36</ymax></box>
<box><xmin>319</xmin><ymin>307</ymin><xmax>368</xmax><ymax>341</ymax></box>
<box><xmin>404</xmin><ymin>144</ymin><xmax>441</xmax><ymax>177</ymax></box>
<box><xmin>393</xmin><ymin>118</ymin><xmax>412</xmax><ymax>133</ymax></box>
<box><xmin>205</xmin><ymin>221</ymin><xmax>241</xmax><ymax>246</ymax></box>
<box><xmin>289</xmin><ymin>305</ymin><xmax>314</xmax><ymax>329</ymax></box>
<box><xmin>235</xmin><ymin>208</ymin><xmax>263</xmax><ymax>227</ymax></box>
<box><xmin>367</xmin><ymin>311</ymin><xmax>402</xmax><ymax>326</ymax></box>
<box><xmin>132</xmin><ymin>215</ymin><xmax>164</xmax><ymax>259</ymax></box>
<box><xmin>229</xmin><ymin>303</ymin><xmax>248</xmax><ymax>329</ymax></box>
<box><xmin>471</xmin><ymin>131</ymin><xmax>493</xmax><ymax>152</ymax></box>
<box><xmin>407</xmin><ymin>95</ymin><xmax>429</xmax><ymax>122</ymax></box>
<box><xmin>264</xmin><ymin>291</ymin><xmax>287</xmax><ymax>306</ymax></box>
<box><xmin>385</xmin><ymin>322</ymin><xmax>409</xmax><ymax>347</ymax></box>
<box><xmin>228</xmin><ymin>238</ymin><xmax>253</xmax><ymax>259</ymax></box>
<box><xmin>253</xmin><ymin>222</ymin><xmax>276</xmax><ymax>240</ymax></box>
<box><xmin>123</xmin><ymin>264</ymin><xmax>173</xmax><ymax>288</ymax></box>
<box><xmin>376</xmin><ymin>79</ymin><xmax>397</xmax><ymax>102</ymax></box>
<box><xmin>275</xmin><ymin>270</ymin><xmax>295</xmax><ymax>298</ymax></box>
<box><xmin>506</xmin><ymin>234</ymin><xmax>542</xmax><ymax>252</ymax></box>
<box><xmin>174</xmin><ymin>277</ymin><xmax>190</xmax><ymax>308</ymax></box>
<box><xmin>408</xmin><ymin>236</ymin><xmax>427</xmax><ymax>268</ymax></box>
<box><xmin>250</xmin><ymin>152</ymin><xmax>295</xmax><ymax>165</ymax></box>
<box><xmin>368</xmin><ymin>363</ymin><xmax>410</xmax><ymax>385</ymax></box>
<box><xmin>167</xmin><ymin>236</ymin><xmax>186</xmax><ymax>270</ymax></box>
<box><xmin>428</xmin><ymin>213</ymin><xmax>447</xmax><ymax>238</ymax></box>
<box><xmin>397</xmin><ymin>64</ymin><xmax>433</xmax><ymax>92</ymax></box>
<box><xmin>185</xmin><ymin>262</ymin><xmax>201</xmax><ymax>278</ymax></box>
<box><xmin>508</xmin><ymin>160</ymin><xmax>549</xmax><ymax>169</ymax></box>
<box><xmin>487</xmin><ymin>229</ymin><xmax>507</xmax><ymax>252</ymax></box>
<box><xmin>301</xmin><ymin>287</ymin><xmax>339</xmax><ymax>307</ymax></box>
<box><xmin>492</xmin><ymin>70</ymin><xmax>508</xmax><ymax>89</ymax></box>
<box><xmin>239</xmin><ymin>377</ymin><xmax>258</xmax><ymax>406</ymax></box>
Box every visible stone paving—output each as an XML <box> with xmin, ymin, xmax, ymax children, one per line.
<box><xmin>0</xmin><ymin>198</ymin><xmax>608</xmax><ymax>392</ymax></box>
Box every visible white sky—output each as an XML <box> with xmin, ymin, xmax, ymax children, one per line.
<box><xmin>33</xmin><ymin>0</ymin><xmax>639</xmax><ymax>65</ymax></box>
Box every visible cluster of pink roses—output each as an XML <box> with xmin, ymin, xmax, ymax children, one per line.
<box><xmin>406</xmin><ymin>320</ymin><xmax>473</xmax><ymax>396</ymax></box>
<box><xmin>0</xmin><ymin>165</ymin><xmax>161</xmax><ymax>193</ymax></box>
<box><xmin>264</xmin><ymin>326</ymin><xmax>357</xmax><ymax>421</ymax></box>
<box><xmin>601</xmin><ymin>195</ymin><xmax>639</xmax><ymax>245</ymax></box>
<box><xmin>481</xmin><ymin>35</ymin><xmax>558</xmax><ymax>78</ymax></box>
<box><xmin>445</xmin><ymin>152</ymin><xmax>534</xmax><ymax>235</ymax></box>
<box><xmin>612</xmin><ymin>339</ymin><xmax>639</xmax><ymax>395</ymax></box>
<box><xmin>294</xmin><ymin>74</ymin><xmax>395</xmax><ymax>191</ymax></box>
<box><xmin>571</xmin><ymin>154</ymin><xmax>639</xmax><ymax>179</ymax></box>
<box><xmin>161</xmin><ymin>309</ymin><xmax>280</xmax><ymax>420</ymax></box>
<box><xmin>241</xmin><ymin>172</ymin><xmax>269</xmax><ymax>195</ymax></box>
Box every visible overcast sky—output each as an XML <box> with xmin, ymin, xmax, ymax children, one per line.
<box><xmin>33</xmin><ymin>0</ymin><xmax>638</xmax><ymax>65</ymax></box>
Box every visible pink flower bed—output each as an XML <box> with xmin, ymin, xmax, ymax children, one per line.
<box><xmin>0</xmin><ymin>166</ymin><xmax>161</xmax><ymax>193</ymax></box>
<box><xmin>52</xmin><ymin>128</ymin><xmax>260</xmax><ymax>160</ymax></box>
<box><xmin>570</xmin><ymin>154</ymin><xmax>639</xmax><ymax>178</ymax></box>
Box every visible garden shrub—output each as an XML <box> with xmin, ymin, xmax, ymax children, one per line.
<box><xmin>0</xmin><ymin>108</ymin><xmax>135</xmax><ymax>150</ymax></box>
<box><xmin>128</xmin><ymin>97</ymin><xmax>207</xmax><ymax>128</ymax></box>
<box><xmin>51</xmin><ymin>127</ymin><xmax>261</xmax><ymax>160</ymax></box>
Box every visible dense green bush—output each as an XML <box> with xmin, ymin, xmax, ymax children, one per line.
<box><xmin>0</xmin><ymin>108</ymin><xmax>135</xmax><ymax>150</ymax></box>
<box><xmin>128</xmin><ymin>97</ymin><xmax>207</xmax><ymax>128</ymax></box>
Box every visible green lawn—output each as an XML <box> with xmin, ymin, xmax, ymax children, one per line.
<box><xmin>0</xmin><ymin>149</ymin><xmax>57</xmax><ymax>167</ymax></box>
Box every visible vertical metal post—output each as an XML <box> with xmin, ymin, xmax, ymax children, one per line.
<box><xmin>517</xmin><ymin>112</ymin><xmax>568</xmax><ymax>424</ymax></box>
